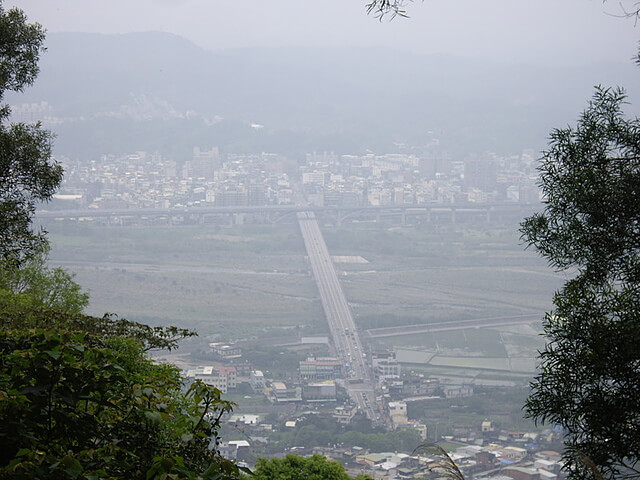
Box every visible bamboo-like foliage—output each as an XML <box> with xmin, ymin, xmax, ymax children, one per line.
<box><xmin>521</xmin><ymin>87</ymin><xmax>640</xmax><ymax>480</ymax></box>
<box><xmin>412</xmin><ymin>444</ymin><xmax>465</xmax><ymax>480</ymax></box>
<box><xmin>365</xmin><ymin>0</ymin><xmax>416</xmax><ymax>19</ymax></box>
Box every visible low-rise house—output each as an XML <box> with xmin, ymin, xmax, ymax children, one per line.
<box><xmin>443</xmin><ymin>384</ymin><xmax>474</xmax><ymax>398</ymax></box>
<box><xmin>502</xmin><ymin>466</ymin><xmax>540</xmax><ymax>480</ymax></box>
<box><xmin>388</xmin><ymin>401</ymin><xmax>408</xmax><ymax>426</ymax></box>
<box><xmin>250</xmin><ymin>370</ymin><xmax>264</xmax><ymax>393</ymax></box>
<box><xmin>219</xmin><ymin>440</ymin><xmax>251</xmax><ymax>462</ymax></box>
<box><xmin>268</xmin><ymin>381</ymin><xmax>302</xmax><ymax>403</ymax></box>
<box><xmin>302</xmin><ymin>380</ymin><xmax>337</xmax><ymax>402</ymax></box>
<box><xmin>333</xmin><ymin>405</ymin><xmax>358</xmax><ymax>424</ymax></box>
<box><xmin>299</xmin><ymin>357</ymin><xmax>342</xmax><ymax>380</ymax></box>
<box><xmin>210</xmin><ymin>342</ymin><xmax>242</xmax><ymax>359</ymax></box>
<box><xmin>499</xmin><ymin>446</ymin><xmax>528</xmax><ymax>462</ymax></box>
<box><xmin>228</xmin><ymin>414</ymin><xmax>260</xmax><ymax>426</ymax></box>
<box><xmin>533</xmin><ymin>459</ymin><xmax>561</xmax><ymax>475</ymax></box>
<box><xmin>184</xmin><ymin>365</ymin><xmax>237</xmax><ymax>393</ymax></box>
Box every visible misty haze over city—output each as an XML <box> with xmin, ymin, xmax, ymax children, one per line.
<box><xmin>2</xmin><ymin>1</ymin><xmax>639</xmax><ymax>479</ymax></box>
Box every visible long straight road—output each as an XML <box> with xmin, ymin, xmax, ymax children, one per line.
<box><xmin>297</xmin><ymin>211</ymin><xmax>378</xmax><ymax>421</ymax></box>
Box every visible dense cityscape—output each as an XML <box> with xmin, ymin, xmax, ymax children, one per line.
<box><xmin>49</xmin><ymin>146</ymin><xmax>540</xmax><ymax>215</ymax></box>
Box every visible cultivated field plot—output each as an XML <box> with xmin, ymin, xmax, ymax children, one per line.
<box><xmin>382</xmin><ymin>324</ymin><xmax>544</xmax><ymax>378</ymax></box>
<box><xmin>327</xmin><ymin>225</ymin><xmax>564</xmax><ymax>328</ymax></box>
<box><xmin>45</xmin><ymin>221</ymin><xmax>562</xmax><ymax>348</ymax></box>
<box><xmin>46</xmin><ymin>223</ymin><xmax>324</xmax><ymax>336</ymax></box>
<box><xmin>389</xmin><ymin>328</ymin><xmax>509</xmax><ymax>356</ymax></box>
<box><xmin>344</xmin><ymin>265</ymin><xmax>556</xmax><ymax>325</ymax></box>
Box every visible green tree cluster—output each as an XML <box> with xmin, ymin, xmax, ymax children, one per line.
<box><xmin>250</xmin><ymin>454</ymin><xmax>370</xmax><ymax>480</ymax></box>
<box><xmin>0</xmin><ymin>3</ymin><xmax>247</xmax><ymax>478</ymax></box>
<box><xmin>0</xmin><ymin>2</ymin><xmax>62</xmax><ymax>266</ymax></box>
<box><xmin>521</xmin><ymin>87</ymin><xmax>640</xmax><ymax>480</ymax></box>
<box><xmin>0</xmin><ymin>245</ymin><xmax>89</xmax><ymax>316</ymax></box>
<box><xmin>263</xmin><ymin>417</ymin><xmax>420</xmax><ymax>455</ymax></box>
<box><xmin>0</xmin><ymin>305</ymin><xmax>245</xmax><ymax>480</ymax></box>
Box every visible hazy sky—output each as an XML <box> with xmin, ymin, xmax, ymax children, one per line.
<box><xmin>6</xmin><ymin>0</ymin><xmax>640</xmax><ymax>66</ymax></box>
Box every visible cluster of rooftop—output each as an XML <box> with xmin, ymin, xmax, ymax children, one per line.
<box><xmin>218</xmin><ymin>410</ymin><xmax>566</xmax><ymax>480</ymax></box>
<box><xmin>52</xmin><ymin>146</ymin><xmax>540</xmax><ymax>214</ymax></box>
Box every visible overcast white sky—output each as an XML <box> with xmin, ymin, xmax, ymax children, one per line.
<box><xmin>6</xmin><ymin>0</ymin><xmax>640</xmax><ymax>66</ymax></box>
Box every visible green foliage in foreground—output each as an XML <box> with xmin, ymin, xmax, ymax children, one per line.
<box><xmin>0</xmin><ymin>2</ymin><xmax>64</xmax><ymax>266</ymax></box>
<box><xmin>521</xmin><ymin>87</ymin><xmax>640</xmax><ymax>480</ymax></box>
<box><xmin>0</xmin><ymin>247</ymin><xmax>89</xmax><ymax>316</ymax></box>
<box><xmin>250</xmin><ymin>454</ymin><xmax>371</xmax><ymax>480</ymax></box>
<box><xmin>0</xmin><ymin>302</ymin><xmax>244</xmax><ymax>480</ymax></box>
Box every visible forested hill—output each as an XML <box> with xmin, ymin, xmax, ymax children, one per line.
<box><xmin>8</xmin><ymin>31</ymin><xmax>640</xmax><ymax>157</ymax></box>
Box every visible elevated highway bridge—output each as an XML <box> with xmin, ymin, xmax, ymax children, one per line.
<box><xmin>297</xmin><ymin>211</ymin><xmax>379</xmax><ymax>422</ymax></box>
<box><xmin>37</xmin><ymin>202</ymin><xmax>541</xmax><ymax>227</ymax></box>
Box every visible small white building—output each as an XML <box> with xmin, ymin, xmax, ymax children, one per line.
<box><xmin>184</xmin><ymin>365</ymin><xmax>236</xmax><ymax>393</ymax></box>
<box><xmin>250</xmin><ymin>370</ymin><xmax>264</xmax><ymax>393</ymax></box>
<box><xmin>388</xmin><ymin>401</ymin><xmax>408</xmax><ymax>425</ymax></box>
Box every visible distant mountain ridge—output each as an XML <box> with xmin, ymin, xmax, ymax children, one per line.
<box><xmin>7</xmin><ymin>31</ymin><xmax>640</xmax><ymax>157</ymax></box>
